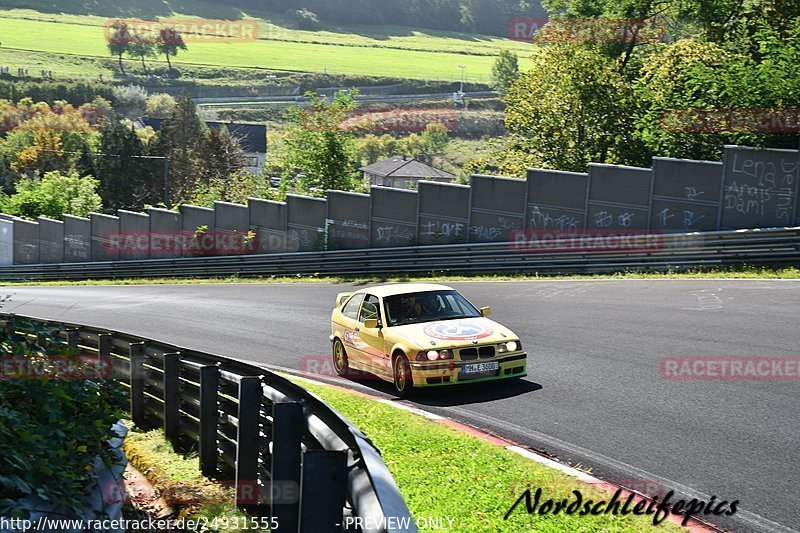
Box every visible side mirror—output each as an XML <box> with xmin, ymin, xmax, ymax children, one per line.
<box><xmin>480</xmin><ymin>306</ymin><xmax>491</xmax><ymax>317</ymax></box>
<box><xmin>364</xmin><ymin>318</ymin><xmax>380</xmax><ymax>329</ymax></box>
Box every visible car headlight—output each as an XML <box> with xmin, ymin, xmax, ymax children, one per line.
<box><xmin>498</xmin><ymin>341</ymin><xmax>521</xmax><ymax>353</ymax></box>
<box><xmin>416</xmin><ymin>350</ymin><xmax>454</xmax><ymax>361</ymax></box>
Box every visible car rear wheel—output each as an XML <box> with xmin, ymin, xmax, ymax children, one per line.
<box><xmin>332</xmin><ymin>339</ymin><xmax>350</xmax><ymax>377</ymax></box>
<box><xmin>393</xmin><ymin>354</ymin><xmax>413</xmax><ymax>397</ymax></box>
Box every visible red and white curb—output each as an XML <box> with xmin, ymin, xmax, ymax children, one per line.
<box><xmin>286</xmin><ymin>372</ymin><xmax>720</xmax><ymax>532</ymax></box>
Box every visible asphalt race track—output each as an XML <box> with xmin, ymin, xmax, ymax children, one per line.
<box><xmin>3</xmin><ymin>280</ymin><xmax>798</xmax><ymax>533</ymax></box>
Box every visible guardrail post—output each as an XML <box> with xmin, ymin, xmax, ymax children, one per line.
<box><xmin>96</xmin><ymin>333</ymin><xmax>114</xmax><ymax>380</ymax></box>
<box><xmin>36</xmin><ymin>332</ymin><xmax>48</xmax><ymax>348</ymax></box>
<box><xmin>4</xmin><ymin>314</ymin><xmax>15</xmax><ymax>336</ymax></box>
<box><xmin>163</xmin><ymin>352</ymin><xmax>181</xmax><ymax>445</ymax></box>
<box><xmin>66</xmin><ymin>329</ymin><xmax>79</xmax><ymax>348</ymax></box>
<box><xmin>271</xmin><ymin>402</ymin><xmax>302</xmax><ymax>532</ymax></box>
<box><xmin>98</xmin><ymin>332</ymin><xmax>112</xmax><ymax>365</ymax></box>
<box><xmin>199</xmin><ymin>364</ymin><xmax>220</xmax><ymax>477</ymax></box>
<box><xmin>129</xmin><ymin>342</ymin><xmax>146</xmax><ymax>426</ymax></box>
<box><xmin>236</xmin><ymin>376</ymin><xmax>263</xmax><ymax>508</ymax></box>
<box><xmin>299</xmin><ymin>450</ymin><xmax>348</xmax><ymax>533</ymax></box>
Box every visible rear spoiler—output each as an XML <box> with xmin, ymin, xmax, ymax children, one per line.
<box><xmin>336</xmin><ymin>292</ymin><xmax>353</xmax><ymax>307</ymax></box>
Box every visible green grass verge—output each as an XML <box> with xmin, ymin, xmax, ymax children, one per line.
<box><xmin>0</xmin><ymin>5</ymin><xmax>534</xmax><ymax>81</ymax></box>
<box><xmin>292</xmin><ymin>378</ymin><xmax>683</xmax><ymax>531</ymax></box>
<box><xmin>1</xmin><ymin>266</ymin><xmax>798</xmax><ymax>286</ymax></box>
<box><xmin>123</xmin><ymin>423</ymin><xmax>266</xmax><ymax>532</ymax></box>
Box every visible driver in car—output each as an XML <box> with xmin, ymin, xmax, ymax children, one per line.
<box><xmin>418</xmin><ymin>293</ymin><xmax>446</xmax><ymax>320</ymax></box>
<box><xmin>399</xmin><ymin>297</ymin><xmax>423</xmax><ymax>321</ymax></box>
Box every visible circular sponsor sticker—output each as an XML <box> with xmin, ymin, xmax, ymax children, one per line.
<box><xmin>423</xmin><ymin>321</ymin><xmax>493</xmax><ymax>341</ymax></box>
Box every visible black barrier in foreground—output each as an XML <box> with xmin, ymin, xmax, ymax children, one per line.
<box><xmin>0</xmin><ymin>313</ymin><xmax>416</xmax><ymax>533</ymax></box>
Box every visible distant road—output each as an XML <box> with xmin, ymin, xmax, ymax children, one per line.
<box><xmin>196</xmin><ymin>91</ymin><xmax>497</xmax><ymax>107</ymax></box>
<box><xmin>5</xmin><ymin>280</ymin><xmax>799</xmax><ymax>533</ymax></box>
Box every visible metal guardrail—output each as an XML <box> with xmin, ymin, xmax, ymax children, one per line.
<box><xmin>0</xmin><ymin>227</ymin><xmax>798</xmax><ymax>281</ymax></box>
<box><xmin>0</xmin><ymin>313</ymin><xmax>416</xmax><ymax>533</ymax></box>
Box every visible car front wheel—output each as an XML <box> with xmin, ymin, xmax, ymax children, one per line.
<box><xmin>393</xmin><ymin>354</ymin><xmax>413</xmax><ymax>397</ymax></box>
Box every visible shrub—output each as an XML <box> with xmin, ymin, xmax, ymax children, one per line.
<box><xmin>0</xmin><ymin>80</ymin><xmax>116</xmax><ymax>108</ymax></box>
<box><xmin>113</xmin><ymin>85</ymin><xmax>148</xmax><ymax>119</ymax></box>
<box><xmin>146</xmin><ymin>93</ymin><xmax>177</xmax><ymax>118</ymax></box>
<box><xmin>0</xmin><ymin>170</ymin><xmax>102</xmax><ymax>220</ymax></box>
<box><xmin>0</xmin><ymin>318</ymin><xmax>126</xmax><ymax>517</ymax></box>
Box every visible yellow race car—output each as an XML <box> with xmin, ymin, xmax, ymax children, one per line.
<box><xmin>330</xmin><ymin>283</ymin><xmax>527</xmax><ymax>396</ymax></box>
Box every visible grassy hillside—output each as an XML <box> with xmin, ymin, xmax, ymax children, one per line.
<box><xmin>0</xmin><ymin>0</ymin><xmax>533</xmax><ymax>82</ymax></box>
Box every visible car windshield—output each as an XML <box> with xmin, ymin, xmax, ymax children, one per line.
<box><xmin>383</xmin><ymin>290</ymin><xmax>481</xmax><ymax>327</ymax></box>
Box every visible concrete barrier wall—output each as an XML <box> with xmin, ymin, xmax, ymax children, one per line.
<box><xmin>287</xmin><ymin>194</ymin><xmax>327</xmax><ymax>252</ymax></box>
<box><xmin>150</xmin><ymin>208</ymin><xmax>182</xmax><ymax>259</ymax></box>
<box><xmin>326</xmin><ymin>190</ymin><xmax>371</xmax><ymax>250</ymax></box>
<box><xmin>63</xmin><ymin>215</ymin><xmax>91</xmax><ymax>263</ymax></box>
<box><xmin>248</xmin><ymin>198</ymin><xmax>287</xmax><ymax>254</ymax></box>
<box><xmin>214</xmin><ymin>202</ymin><xmax>248</xmax><ymax>232</ymax></box>
<box><xmin>38</xmin><ymin>217</ymin><xmax>64</xmax><ymax>264</ymax></box>
<box><xmin>213</xmin><ymin>201</ymin><xmax>253</xmax><ymax>256</ymax></box>
<box><xmin>469</xmin><ymin>175</ymin><xmax>526</xmax><ymax>242</ymax></box>
<box><xmin>650</xmin><ymin>158</ymin><xmax>723</xmax><ymax>233</ymax></box>
<box><xmin>0</xmin><ymin>219</ymin><xmax>12</xmax><ymax>266</ymax></box>
<box><xmin>13</xmin><ymin>219</ymin><xmax>39</xmax><ymax>265</ymax></box>
<box><xmin>418</xmin><ymin>181</ymin><xmax>470</xmax><ymax>245</ymax></box>
<box><xmin>525</xmin><ymin>169</ymin><xmax>589</xmax><ymax>234</ymax></box>
<box><xmin>4</xmin><ymin>145</ymin><xmax>798</xmax><ymax>265</ymax></box>
<box><xmin>90</xmin><ymin>213</ymin><xmax>120</xmax><ymax>262</ymax></box>
<box><xmin>720</xmin><ymin>146</ymin><xmax>799</xmax><ymax>229</ymax></box>
<box><xmin>180</xmin><ymin>205</ymin><xmax>214</xmax><ymax>257</ymax></box>
<box><xmin>586</xmin><ymin>164</ymin><xmax>652</xmax><ymax>231</ymax></box>
<box><xmin>118</xmin><ymin>210</ymin><xmax>150</xmax><ymax>260</ymax></box>
<box><xmin>370</xmin><ymin>186</ymin><xmax>418</xmax><ymax>248</ymax></box>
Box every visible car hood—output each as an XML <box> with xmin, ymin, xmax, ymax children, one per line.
<box><xmin>389</xmin><ymin>316</ymin><xmax>518</xmax><ymax>350</ymax></box>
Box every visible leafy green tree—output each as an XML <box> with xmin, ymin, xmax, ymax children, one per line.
<box><xmin>146</xmin><ymin>93</ymin><xmax>177</xmax><ymax>118</ymax></box>
<box><xmin>157</xmin><ymin>27</ymin><xmax>188</xmax><ymax>70</ymax></box>
<box><xmin>128</xmin><ymin>41</ymin><xmax>157</xmax><ymax>75</ymax></box>
<box><xmin>399</xmin><ymin>133</ymin><xmax>425</xmax><ymax>158</ymax></box>
<box><xmin>491</xmin><ymin>50</ymin><xmax>520</xmax><ymax>95</ymax></box>
<box><xmin>199</xmin><ymin>127</ymin><xmax>247</xmax><ymax>184</ymax></box>
<box><xmin>0</xmin><ymin>170</ymin><xmax>102</xmax><ymax>219</ymax></box>
<box><xmin>379</xmin><ymin>134</ymin><xmax>399</xmax><ymax>156</ymax></box>
<box><xmin>357</xmin><ymin>134</ymin><xmax>384</xmax><ymax>164</ymax></box>
<box><xmin>157</xmin><ymin>94</ymin><xmax>206</xmax><ymax>202</ymax></box>
<box><xmin>106</xmin><ymin>20</ymin><xmax>130</xmax><ymax>75</ymax></box>
<box><xmin>500</xmin><ymin>44</ymin><xmax>638</xmax><ymax>173</ymax></box>
<box><xmin>283</xmin><ymin>91</ymin><xmax>361</xmax><ymax>194</ymax></box>
<box><xmin>190</xmin><ymin>171</ymin><xmax>273</xmax><ymax>207</ymax></box>
<box><xmin>95</xmin><ymin>119</ymin><xmax>161</xmax><ymax>210</ymax></box>
<box><xmin>0</xmin><ymin>99</ymin><xmax>100</xmax><ymax>179</ymax></box>
<box><xmin>113</xmin><ymin>85</ymin><xmax>148</xmax><ymax>119</ymax></box>
<box><xmin>420</xmin><ymin>122</ymin><xmax>450</xmax><ymax>156</ymax></box>
<box><xmin>464</xmin><ymin>0</ymin><xmax>800</xmax><ymax>177</ymax></box>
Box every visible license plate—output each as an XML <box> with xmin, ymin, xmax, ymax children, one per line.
<box><xmin>463</xmin><ymin>362</ymin><xmax>499</xmax><ymax>374</ymax></box>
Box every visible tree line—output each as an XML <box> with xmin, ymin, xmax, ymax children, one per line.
<box><xmin>0</xmin><ymin>90</ymin><xmax>251</xmax><ymax>219</ymax></box>
<box><xmin>473</xmin><ymin>0</ymin><xmax>800</xmax><ymax>175</ymax></box>
<box><xmin>106</xmin><ymin>20</ymin><xmax>188</xmax><ymax>75</ymax></box>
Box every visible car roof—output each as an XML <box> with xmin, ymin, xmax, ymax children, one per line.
<box><xmin>355</xmin><ymin>283</ymin><xmax>455</xmax><ymax>298</ymax></box>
